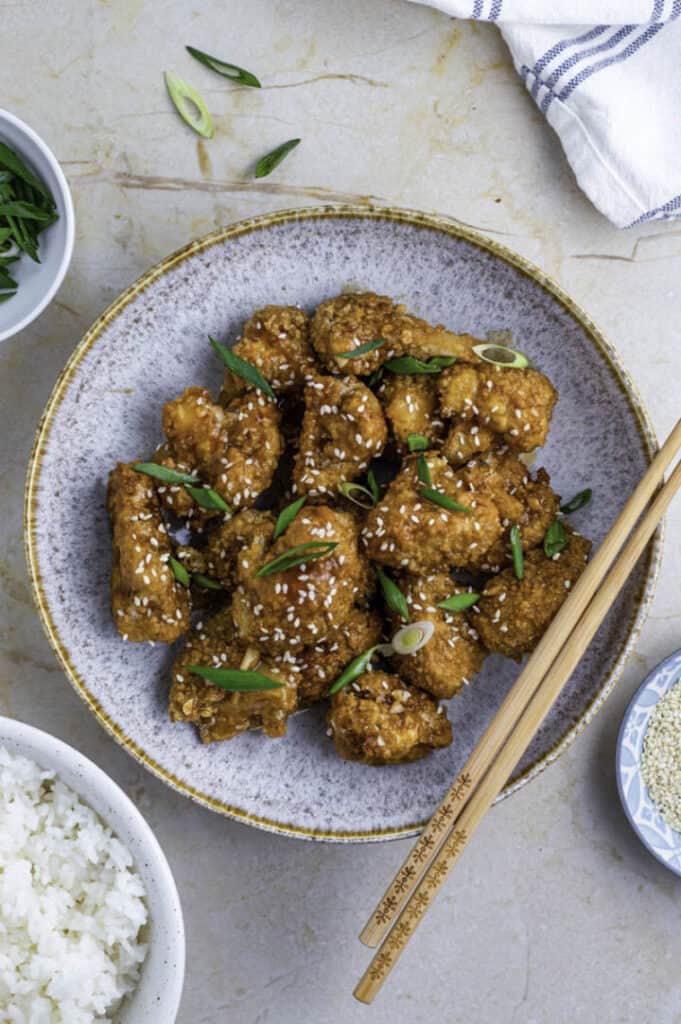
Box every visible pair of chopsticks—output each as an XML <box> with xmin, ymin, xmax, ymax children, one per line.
<box><xmin>354</xmin><ymin>417</ymin><xmax>681</xmax><ymax>1004</ymax></box>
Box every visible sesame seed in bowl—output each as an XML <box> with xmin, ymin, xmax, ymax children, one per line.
<box><xmin>616</xmin><ymin>649</ymin><xmax>681</xmax><ymax>877</ymax></box>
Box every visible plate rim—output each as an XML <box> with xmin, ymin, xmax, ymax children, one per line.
<box><xmin>24</xmin><ymin>203</ymin><xmax>662</xmax><ymax>842</ymax></box>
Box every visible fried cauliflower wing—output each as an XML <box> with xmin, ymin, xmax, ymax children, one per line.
<box><xmin>107</xmin><ymin>462</ymin><xmax>190</xmax><ymax>642</ymax></box>
<box><xmin>310</xmin><ymin>292</ymin><xmax>481</xmax><ymax>376</ymax></box>
<box><xmin>162</xmin><ymin>386</ymin><xmax>284</xmax><ymax>512</ymax></box>
<box><xmin>296</xmin><ymin>606</ymin><xmax>383</xmax><ymax>706</ymax></box>
<box><xmin>219</xmin><ymin>305</ymin><xmax>316</xmax><ymax>402</ymax></box>
<box><xmin>438</xmin><ymin>364</ymin><xmax>557</xmax><ymax>453</ymax></box>
<box><xmin>474</xmin><ymin>530</ymin><xmax>592</xmax><ymax>660</ymax></box>
<box><xmin>169</xmin><ymin>607</ymin><xmax>298</xmax><ymax>742</ymax></box>
<box><xmin>292</xmin><ymin>374</ymin><xmax>388</xmax><ymax>498</ymax></box>
<box><xmin>389</xmin><ymin>574</ymin><xmax>487</xmax><ymax>699</ymax></box>
<box><xmin>202</xmin><ymin>509</ymin><xmax>276</xmax><ymax>588</ymax></box>
<box><xmin>457</xmin><ymin>450</ymin><xmax>561</xmax><ymax>571</ymax></box>
<box><xmin>327</xmin><ymin>671</ymin><xmax>452</xmax><ymax>765</ymax></box>
<box><xmin>362</xmin><ymin>453</ymin><xmax>502</xmax><ymax>574</ymax></box>
<box><xmin>231</xmin><ymin>506</ymin><xmax>371</xmax><ymax>653</ymax></box>
<box><xmin>378</xmin><ymin>374</ymin><xmax>445</xmax><ymax>454</ymax></box>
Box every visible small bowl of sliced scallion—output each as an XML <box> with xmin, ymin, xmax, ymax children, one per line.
<box><xmin>0</xmin><ymin>109</ymin><xmax>74</xmax><ymax>343</ymax></box>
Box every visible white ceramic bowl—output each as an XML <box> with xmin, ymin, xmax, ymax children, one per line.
<box><xmin>0</xmin><ymin>109</ymin><xmax>75</xmax><ymax>342</ymax></box>
<box><xmin>0</xmin><ymin>716</ymin><xmax>185</xmax><ymax>1022</ymax></box>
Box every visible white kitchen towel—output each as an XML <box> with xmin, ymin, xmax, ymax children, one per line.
<box><xmin>410</xmin><ymin>0</ymin><xmax>681</xmax><ymax>227</ymax></box>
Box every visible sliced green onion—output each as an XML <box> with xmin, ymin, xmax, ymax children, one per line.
<box><xmin>273</xmin><ymin>496</ymin><xmax>307</xmax><ymax>540</ymax></box>
<box><xmin>391</xmin><ymin>620</ymin><xmax>434</xmax><ymax>655</ymax></box>
<box><xmin>256</xmin><ymin>541</ymin><xmax>337</xmax><ymax>577</ymax></box>
<box><xmin>337</xmin><ymin>337</ymin><xmax>385</xmax><ymax>359</ymax></box>
<box><xmin>0</xmin><ymin>291</ymin><xmax>16</xmax><ymax>303</ymax></box>
<box><xmin>254</xmin><ymin>138</ymin><xmax>301</xmax><ymax>179</ymax></box>
<box><xmin>0</xmin><ymin>201</ymin><xmax>51</xmax><ymax>222</ymax></box>
<box><xmin>416</xmin><ymin>453</ymin><xmax>432</xmax><ymax>487</ymax></box>
<box><xmin>367</xmin><ymin>366</ymin><xmax>384</xmax><ymax>387</ymax></box>
<box><xmin>510</xmin><ymin>524</ymin><xmax>524</xmax><ymax>580</ymax></box>
<box><xmin>164</xmin><ymin>71</ymin><xmax>214</xmax><ymax>139</ymax></box>
<box><xmin>560</xmin><ymin>488</ymin><xmax>592</xmax><ymax>515</ymax></box>
<box><xmin>376</xmin><ymin>567</ymin><xmax>409</xmax><ymax>621</ymax></box>
<box><xmin>184</xmin><ymin>485</ymin><xmax>232</xmax><ymax>512</ymax></box>
<box><xmin>186</xmin><ymin>665</ymin><xmax>283</xmax><ymax>691</ymax></box>
<box><xmin>328</xmin><ymin>646</ymin><xmax>378</xmax><ymax>695</ymax></box>
<box><xmin>407</xmin><ymin>433</ymin><xmax>429</xmax><ymax>452</ymax></box>
<box><xmin>132</xmin><ymin>462</ymin><xmax>200</xmax><ymax>485</ymax></box>
<box><xmin>472</xmin><ymin>343</ymin><xmax>529</xmax><ymax>369</ymax></box>
<box><xmin>437</xmin><ymin>591</ymin><xmax>480</xmax><ymax>613</ymax></box>
<box><xmin>192</xmin><ymin>572</ymin><xmax>224</xmax><ymax>590</ymax></box>
<box><xmin>420</xmin><ymin>487</ymin><xmax>471</xmax><ymax>513</ymax></box>
<box><xmin>366</xmin><ymin>469</ymin><xmax>380</xmax><ymax>504</ymax></box>
<box><xmin>209</xmin><ymin>335</ymin><xmax>275</xmax><ymax>399</ymax></box>
<box><xmin>0</xmin><ymin>141</ymin><xmax>51</xmax><ymax>199</ymax></box>
<box><xmin>186</xmin><ymin>46</ymin><xmax>261</xmax><ymax>87</ymax></box>
<box><xmin>384</xmin><ymin>355</ymin><xmax>456</xmax><ymax>375</ymax></box>
<box><xmin>338</xmin><ymin>481</ymin><xmax>376</xmax><ymax>510</ymax></box>
<box><xmin>169</xmin><ymin>556</ymin><xmax>190</xmax><ymax>587</ymax></box>
<box><xmin>543</xmin><ymin>520</ymin><xmax>567</xmax><ymax>559</ymax></box>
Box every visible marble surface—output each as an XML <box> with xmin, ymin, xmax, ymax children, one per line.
<box><xmin>1</xmin><ymin>2</ymin><xmax>680</xmax><ymax>1022</ymax></box>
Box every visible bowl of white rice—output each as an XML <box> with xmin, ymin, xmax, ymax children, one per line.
<box><xmin>0</xmin><ymin>716</ymin><xmax>185</xmax><ymax>1023</ymax></box>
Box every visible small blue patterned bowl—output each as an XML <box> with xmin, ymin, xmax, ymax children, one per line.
<box><xmin>616</xmin><ymin>649</ymin><xmax>681</xmax><ymax>877</ymax></box>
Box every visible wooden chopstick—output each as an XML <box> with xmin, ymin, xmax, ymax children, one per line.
<box><xmin>360</xmin><ymin>417</ymin><xmax>681</xmax><ymax>952</ymax></box>
<box><xmin>354</xmin><ymin>453</ymin><xmax>681</xmax><ymax>1004</ymax></box>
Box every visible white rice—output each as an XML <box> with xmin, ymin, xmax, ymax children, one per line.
<box><xmin>0</xmin><ymin>745</ymin><xmax>148</xmax><ymax>1023</ymax></box>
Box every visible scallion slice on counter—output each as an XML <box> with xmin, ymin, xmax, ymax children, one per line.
<box><xmin>184</xmin><ymin>485</ymin><xmax>232</xmax><ymax>512</ymax></box>
<box><xmin>273</xmin><ymin>495</ymin><xmax>307</xmax><ymax>539</ymax></box>
<box><xmin>407</xmin><ymin>433</ymin><xmax>429</xmax><ymax>452</ymax></box>
<box><xmin>416</xmin><ymin>453</ymin><xmax>432</xmax><ymax>487</ymax></box>
<box><xmin>510</xmin><ymin>524</ymin><xmax>524</xmax><ymax>580</ymax></box>
<box><xmin>420</xmin><ymin>487</ymin><xmax>471</xmax><ymax>514</ymax></box>
<box><xmin>437</xmin><ymin>591</ymin><xmax>480</xmax><ymax>613</ymax></box>
<box><xmin>186</xmin><ymin>665</ymin><xmax>283</xmax><ymax>690</ymax></box>
<box><xmin>366</xmin><ymin>469</ymin><xmax>381</xmax><ymax>504</ymax></box>
<box><xmin>209</xmin><ymin>335</ymin><xmax>275</xmax><ymax>399</ymax></box>
<box><xmin>472</xmin><ymin>343</ymin><xmax>529</xmax><ymax>369</ymax></box>
<box><xmin>338</xmin><ymin>481</ymin><xmax>376</xmax><ymax>509</ymax></box>
<box><xmin>255</xmin><ymin>540</ymin><xmax>337</xmax><ymax>577</ymax></box>
<box><xmin>185</xmin><ymin>46</ymin><xmax>261</xmax><ymax>87</ymax></box>
<box><xmin>384</xmin><ymin>355</ymin><xmax>456</xmax><ymax>375</ymax></box>
<box><xmin>543</xmin><ymin>519</ymin><xmax>567</xmax><ymax>559</ymax></box>
<box><xmin>391</xmin><ymin>620</ymin><xmax>434</xmax><ymax>655</ymax></box>
<box><xmin>132</xmin><ymin>462</ymin><xmax>200</xmax><ymax>485</ymax></box>
<box><xmin>164</xmin><ymin>71</ymin><xmax>214</xmax><ymax>138</ymax></box>
<box><xmin>169</xmin><ymin>556</ymin><xmax>190</xmax><ymax>587</ymax></box>
<box><xmin>560</xmin><ymin>488</ymin><xmax>592</xmax><ymax>515</ymax></box>
<box><xmin>376</xmin><ymin>567</ymin><xmax>409</xmax><ymax>621</ymax></box>
<box><xmin>328</xmin><ymin>646</ymin><xmax>379</xmax><ymax>694</ymax></box>
<box><xmin>192</xmin><ymin>572</ymin><xmax>224</xmax><ymax>590</ymax></box>
<box><xmin>337</xmin><ymin>337</ymin><xmax>386</xmax><ymax>359</ymax></box>
<box><xmin>254</xmin><ymin>138</ymin><xmax>301</xmax><ymax>179</ymax></box>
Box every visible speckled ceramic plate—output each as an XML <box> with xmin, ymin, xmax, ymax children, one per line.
<box><xmin>25</xmin><ymin>206</ymin><xmax>661</xmax><ymax>842</ymax></box>
<box><xmin>616</xmin><ymin>650</ymin><xmax>681</xmax><ymax>876</ymax></box>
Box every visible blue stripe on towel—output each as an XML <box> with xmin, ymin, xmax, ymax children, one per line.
<box><xmin>489</xmin><ymin>0</ymin><xmax>503</xmax><ymax>19</ymax></box>
<box><xmin>629</xmin><ymin>194</ymin><xmax>681</xmax><ymax>226</ymax></box>
<box><xmin>472</xmin><ymin>0</ymin><xmax>484</xmax><ymax>16</ymax></box>
<box><xmin>539</xmin><ymin>25</ymin><xmax>638</xmax><ymax>111</ymax></box>
<box><xmin>556</xmin><ymin>23</ymin><xmax>666</xmax><ymax>106</ymax></box>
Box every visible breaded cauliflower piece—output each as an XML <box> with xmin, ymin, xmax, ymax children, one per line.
<box><xmin>474</xmin><ymin>530</ymin><xmax>592</xmax><ymax>660</ymax></box>
<box><xmin>362</xmin><ymin>453</ymin><xmax>502</xmax><ymax>574</ymax></box>
<box><xmin>438</xmin><ymin>364</ymin><xmax>557</xmax><ymax>453</ymax></box>
<box><xmin>107</xmin><ymin>462</ymin><xmax>191</xmax><ymax>642</ymax></box>
<box><xmin>441</xmin><ymin>421</ymin><xmax>502</xmax><ymax>466</ymax></box>
<box><xmin>231</xmin><ymin>506</ymin><xmax>371</xmax><ymax>653</ymax></box>
<box><xmin>169</xmin><ymin>607</ymin><xmax>298</xmax><ymax>742</ymax></box>
<box><xmin>202</xmin><ymin>509</ymin><xmax>276</xmax><ymax>588</ymax></box>
<box><xmin>327</xmin><ymin>671</ymin><xmax>452</xmax><ymax>764</ymax></box>
<box><xmin>219</xmin><ymin>305</ymin><xmax>316</xmax><ymax>402</ymax></box>
<box><xmin>292</xmin><ymin>374</ymin><xmax>387</xmax><ymax>499</ymax></box>
<box><xmin>378</xmin><ymin>374</ymin><xmax>445</xmax><ymax>453</ymax></box>
<box><xmin>310</xmin><ymin>292</ymin><xmax>481</xmax><ymax>376</ymax></box>
<box><xmin>162</xmin><ymin>385</ymin><xmax>284</xmax><ymax>512</ymax></box>
<box><xmin>456</xmin><ymin>451</ymin><xmax>561</xmax><ymax>571</ymax></box>
<box><xmin>296</xmin><ymin>607</ymin><xmax>384</xmax><ymax>706</ymax></box>
<box><xmin>389</xmin><ymin>573</ymin><xmax>487</xmax><ymax>699</ymax></box>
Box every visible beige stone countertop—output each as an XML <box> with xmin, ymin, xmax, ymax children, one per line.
<box><xmin>1</xmin><ymin>2</ymin><xmax>680</xmax><ymax>1022</ymax></box>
